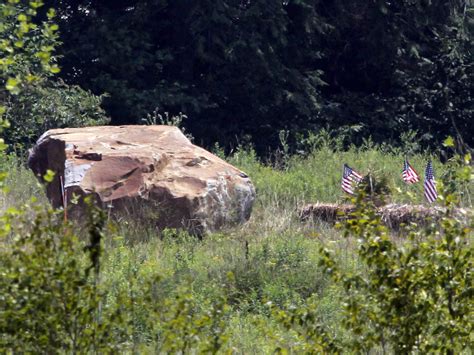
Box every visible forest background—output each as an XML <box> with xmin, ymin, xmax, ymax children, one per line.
<box><xmin>3</xmin><ymin>0</ymin><xmax>473</xmax><ymax>154</ymax></box>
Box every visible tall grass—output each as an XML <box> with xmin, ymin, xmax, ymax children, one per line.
<box><xmin>229</xmin><ymin>144</ymin><xmax>458</xmax><ymax>209</ymax></box>
<box><xmin>0</xmin><ymin>143</ymin><xmax>471</xmax><ymax>352</ymax></box>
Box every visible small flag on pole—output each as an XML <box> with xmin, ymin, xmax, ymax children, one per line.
<box><xmin>424</xmin><ymin>160</ymin><xmax>437</xmax><ymax>203</ymax></box>
<box><xmin>342</xmin><ymin>164</ymin><xmax>363</xmax><ymax>195</ymax></box>
<box><xmin>402</xmin><ymin>159</ymin><xmax>420</xmax><ymax>184</ymax></box>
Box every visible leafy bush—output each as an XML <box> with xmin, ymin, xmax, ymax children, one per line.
<box><xmin>0</xmin><ymin>199</ymin><xmax>124</xmax><ymax>353</ymax></box>
<box><xmin>316</xmin><ymin>154</ymin><xmax>473</xmax><ymax>353</ymax></box>
<box><xmin>5</xmin><ymin>79</ymin><xmax>109</xmax><ymax>150</ymax></box>
<box><xmin>0</xmin><ymin>0</ymin><xmax>108</xmax><ymax>151</ymax></box>
<box><xmin>0</xmin><ymin>194</ymin><xmax>233</xmax><ymax>353</ymax></box>
<box><xmin>146</xmin><ymin>286</ymin><xmax>230</xmax><ymax>353</ymax></box>
<box><xmin>0</xmin><ymin>0</ymin><xmax>59</xmax><ymax>91</ymax></box>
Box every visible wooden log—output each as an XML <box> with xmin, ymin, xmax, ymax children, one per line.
<box><xmin>300</xmin><ymin>203</ymin><xmax>472</xmax><ymax>229</ymax></box>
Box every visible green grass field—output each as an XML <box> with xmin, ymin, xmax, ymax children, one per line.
<box><xmin>1</xmin><ymin>145</ymin><xmax>472</xmax><ymax>353</ymax></box>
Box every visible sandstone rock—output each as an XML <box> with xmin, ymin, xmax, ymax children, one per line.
<box><xmin>28</xmin><ymin>125</ymin><xmax>256</xmax><ymax>234</ymax></box>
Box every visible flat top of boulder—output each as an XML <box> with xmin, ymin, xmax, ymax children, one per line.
<box><xmin>33</xmin><ymin>125</ymin><xmax>242</xmax><ymax>176</ymax></box>
<box><xmin>39</xmin><ymin>125</ymin><xmax>192</xmax><ymax>153</ymax></box>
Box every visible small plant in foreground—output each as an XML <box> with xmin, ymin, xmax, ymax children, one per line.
<box><xmin>146</xmin><ymin>284</ymin><xmax>230</xmax><ymax>354</ymax></box>
<box><xmin>272</xmin><ymin>299</ymin><xmax>341</xmax><ymax>354</ymax></box>
<box><xmin>318</xmin><ymin>152</ymin><xmax>473</xmax><ymax>353</ymax></box>
<box><xmin>0</xmin><ymin>199</ymin><xmax>125</xmax><ymax>353</ymax></box>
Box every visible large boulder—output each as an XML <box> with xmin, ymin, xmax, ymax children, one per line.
<box><xmin>28</xmin><ymin>125</ymin><xmax>256</xmax><ymax>234</ymax></box>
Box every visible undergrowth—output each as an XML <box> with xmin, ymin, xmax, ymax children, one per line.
<box><xmin>0</xmin><ymin>144</ymin><xmax>472</xmax><ymax>353</ymax></box>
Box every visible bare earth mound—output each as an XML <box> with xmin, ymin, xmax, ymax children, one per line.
<box><xmin>28</xmin><ymin>125</ymin><xmax>256</xmax><ymax>235</ymax></box>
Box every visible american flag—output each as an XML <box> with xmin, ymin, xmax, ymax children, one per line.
<box><xmin>402</xmin><ymin>159</ymin><xmax>420</xmax><ymax>184</ymax></box>
<box><xmin>424</xmin><ymin>161</ymin><xmax>437</xmax><ymax>203</ymax></box>
<box><xmin>342</xmin><ymin>164</ymin><xmax>363</xmax><ymax>195</ymax></box>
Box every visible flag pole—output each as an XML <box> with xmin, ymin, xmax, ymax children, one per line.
<box><xmin>404</xmin><ymin>156</ymin><xmax>407</xmax><ymax>196</ymax></box>
<box><xmin>59</xmin><ymin>175</ymin><xmax>68</xmax><ymax>222</ymax></box>
<box><xmin>403</xmin><ymin>156</ymin><xmax>409</xmax><ymax>200</ymax></box>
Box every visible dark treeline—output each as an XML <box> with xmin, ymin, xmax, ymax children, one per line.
<box><xmin>42</xmin><ymin>0</ymin><xmax>472</xmax><ymax>153</ymax></box>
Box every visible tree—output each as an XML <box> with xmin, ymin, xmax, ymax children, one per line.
<box><xmin>43</xmin><ymin>0</ymin><xmax>473</xmax><ymax>152</ymax></box>
<box><xmin>44</xmin><ymin>0</ymin><xmax>329</xmax><ymax>152</ymax></box>
<box><xmin>5</xmin><ymin>80</ymin><xmax>108</xmax><ymax>149</ymax></box>
<box><xmin>318</xmin><ymin>0</ymin><xmax>473</xmax><ymax>148</ymax></box>
<box><xmin>0</xmin><ymin>0</ymin><xmax>108</xmax><ymax>150</ymax></box>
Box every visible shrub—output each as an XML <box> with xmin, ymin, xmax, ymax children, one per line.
<box><xmin>0</xmin><ymin>0</ymin><xmax>108</xmax><ymax>152</ymax></box>
<box><xmin>5</xmin><ymin>79</ymin><xmax>109</xmax><ymax>150</ymax></box>
<box><xmin>316</xmin><ymin>153</ymin><xmax>473</xmax><ymax>353</ymax></box>
<box><xmin>0</xmin><ymin>200</ymin><xmax>125</xmax><ymax>353</ymax></box>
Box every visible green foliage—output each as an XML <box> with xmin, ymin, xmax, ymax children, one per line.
<box><xmin>0</xmin><ymin>0</ymin><xmax>108</xmax><ymax>150</ymax></box>
<box><xmin>0</xmin><ymin>0</ymin><xmax>58</xmax><ymax>152</ymax></box>
<box><xmin>0</xmin><ymin>201</ymin><xmax>123</xmax><ymax>353</ymax></box>
<box><xmin>0</xmin><ymin>0</ymin><xmax>59</xmax><ymax>91</ymax></box>
<box><xmin>45</xmin><ymin>0</ymin><xmax>328</xmax><ymax>151</ymax></box>
<box><xmin>5</xmin><ymin>79</ymin><xmax>109</xmax><ymax>149</ymax></box>
<box><xmin>0</xmin><ymin>142</ymin><xmax>472</xmax><ymax>352</ymax></box>
<box><xmin>39</xmin><ymin>0</ymin><xmax>473</xmax><ymax>152</ymax></box>
<box><xmin>316</xmin><ymin>0</ymin><xmax>473</xmax><ymax>149</ymax></box>
<box><xmin>389</xmin><ymin>10</ymin><xmax>473</xmax><ymax>150</ymax></box>
<box><xmin>316</xmin><ymin>154</ymin><xmax>473</xmax><ymax>353</ymax></box>
<box><xmin>272</xmin><ymin>297</ymin><xmax>341</xmax><ymax>354</ymax></box>
<box><xmin>147</xmin><ymin>286</ymin><xmax>230</xmax><ymax>353</ymax></box>
<box><xmin>0</xmin><ymin>193</ymin><xmax>235</xmax><ymax>353</ymax></box>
